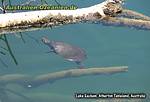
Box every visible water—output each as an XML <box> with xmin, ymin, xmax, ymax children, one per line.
<box><xmin>0</xmin><ymin>0</ymin><xmax>150</xmax><ymax>102</ymax></box>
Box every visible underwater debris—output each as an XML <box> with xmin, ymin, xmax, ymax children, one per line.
<box><xmin>0</xmin><ymin>66</ymin><xmax>128</xmax><ymax>88</ymax></box>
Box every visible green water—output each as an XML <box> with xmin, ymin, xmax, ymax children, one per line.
<box><xmin>0</xmin><ymin>0</ymin><xmax>150</xmax><ymax>102</ymax></box>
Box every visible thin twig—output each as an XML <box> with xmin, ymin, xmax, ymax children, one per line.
<box><xmin>0</xmin><ymin>51</ymin><xmax>6</xmax><ymax>55</ymax></box>
<box><xmin>0</xmin><ymin>57</ymin><xmax>8</xmax><ymax>67</ymax></box>
<box><xmin>5</xmin><ymin>88</ymin><xmax>32</xmax><ymax>102</ymax></box>
<box><xmin>0</xmin><ymin>46</ymin><xmax>8</xmax><ymax>51</ymax></box>
<box><xmin>54</xmin><ymin>0</ymin><xmax>61</xmax><ymax>5</ymax></box>
<box><xmin>26</xmin><ymin>33</ymin><xmax>39</xmax><ymax>44</ymax></box>
<box><xmin>1</xmin><ymin>0</ymin><xmax>6</xmax><ymax>13</ymax></box>
<box><xmin>21</xmin><ymin>0</ymin><xmax>36</xmax><ymax>6</ymax></box>
<box><xmin>3</xmin><ymin>35</ymin><xmax>18</xmax><ymax>65</ymax></box>
<box><xmin>40</xmin><ymin>0</ymin><xmax>48</xmax><ymax>5</ymax></box>
<box><xmin>8</xmin><ymin>0</ymin><xmax>12</xmax><ymax>6</ymax></box>
<box><xmin>19</xmin><ymin>32</ymin><xmax>26</xmax><ymax>43</ymax></box>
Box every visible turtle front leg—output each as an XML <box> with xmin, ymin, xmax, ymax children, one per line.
<box><xmin>75</xmin><ymin>61</ymin><xmax>84</xmax><ymax>69</ymax></box>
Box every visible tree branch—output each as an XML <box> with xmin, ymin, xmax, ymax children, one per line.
<box><xmin>0</xmin><ymin>66</ymin><xmax>128</xmax><ymax>88</ymax></box>
<box><xmin>0</xmin><ymin>0</ymin><xmax>123</xmax><ymax>35</ymax></box>
<box><xmin>120</xmin><ymin>9</ymin><xmax>150</xmax><ymax>21</ymax></box>
<box><xmin>0</xmin><ymin>0</ymin><xmax>149</xmax><ymax>35</ymax></box>
<box><xmin>101</xmin><ymin>17</ymin><xmax>150</xmax><ymax>30</ymax></box>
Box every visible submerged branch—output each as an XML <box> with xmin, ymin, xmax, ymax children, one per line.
<box><xmin>101</xmin><ymin>17</ymin><xmax>150</xmax><ymax>30</ymax></box>
<box><xmin>120</xmin><ymin>9</ymin><xmax>150</xmax><ymax>21</ymax></box>
<box><xmin>0</xmin><ymin>66</ymin><xmax>128</xmax><ymax>88</ymax></box>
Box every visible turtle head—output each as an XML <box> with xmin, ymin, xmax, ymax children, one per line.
<box><xmin>41</xmin><ymin>37</ymin><xmax>51</xmax><ymax>45</ymax></box>
<box><xmin>41</xmin><ymin>36</ymin><xmax>56</xmax><ymax>52</ymax></box>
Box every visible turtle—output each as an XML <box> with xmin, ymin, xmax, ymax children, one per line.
<box><xmin>41</xmin><ymin>37</ymin><xmax>87</xmax><ymax>68</ymax></box>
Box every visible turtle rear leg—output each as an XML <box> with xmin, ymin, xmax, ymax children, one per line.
<box><xmin>46</xmin><ymin>50</ymin><xmax>54</xmax><ymax>53</ymax></box>
<box><xmin>75</xmin><ymin>61</ymin><xmax>84</xmax><ymax>69</ymax></box>
<box><xmin>46</xmin><ymin>48</ymin><xmax>56</xmax><ymax>53</ymax></box>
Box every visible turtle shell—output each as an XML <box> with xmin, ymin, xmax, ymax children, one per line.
<box><xmin>51</xmin><ymin>41</ymin><xmax>87</xmax><ymax>62</ymax></box>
